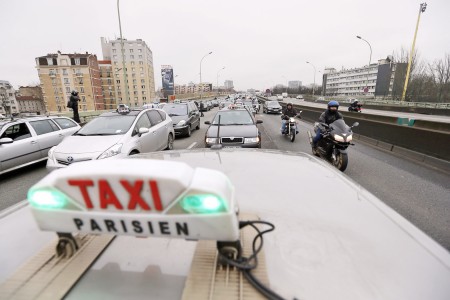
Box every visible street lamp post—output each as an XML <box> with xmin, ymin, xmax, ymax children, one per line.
<box><xmin>199</xmin><ymin>51</ymin><xmax>212</xmax><ymax>100</ymax></box>
<box><xmin>356</xmin><ymin>35</ymin><xmax>372</xmax><ymax>95</ymax></box>
<box><xmin>216</xmin><ymin>67</ymin><xmax>225</xmax><ymax>96</ymax></box>
<box><xmin>306</xmin><ymin>61</ymin><xmax>317</xmax><ymax>95</ymax></box>
<box><xmin>173</xmin><ymin>75</ymin><xmax>178</xmax><ymax>96</ymax></box>
<box><xmin>117</xmin><ymin>0</ymin><xmax>129</xmax><ymax>106</ymax></box>
<box><xmin>401</xmin><ymin>2</ymin><xmax>427</xmax><ymax>101</ymax></box>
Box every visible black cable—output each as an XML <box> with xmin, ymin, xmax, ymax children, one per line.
<box><xmin>218</xmin><ymin>220</ymin><xmax>286</xmax><ymax>300</ymax></box>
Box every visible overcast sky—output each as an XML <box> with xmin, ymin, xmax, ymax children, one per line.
<box><xmin>0</xmin><ymin>0</ymin><xmax>449</xmax><ymax>91</ymax></box>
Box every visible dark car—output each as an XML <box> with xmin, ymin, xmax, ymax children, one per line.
<box><xmin>204</xmin><ymin>108</ymin><xmax>262</xmax><ymax>148</ymax></box>
<box><xmin>211</xmin><ymin>100</ymin><xmax>219</xmax><ymax>107</ymax></box>
<box><xmin>263</xmin><ymin>100</ymin><xmax>282</xmax><ymax>114</ymax></box>
<box><xmin>162</xmin><ymin>102</ymin><xmax>200</xmax><ymax>137</ymax></box>
<box><xmin>219</xmin><ymin>101</ymin><xmax>233</xmax><ymax>109</ymax></box>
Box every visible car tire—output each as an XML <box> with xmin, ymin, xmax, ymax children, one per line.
<box><xmin>196</xmin><ymin>120</ymin><xmax>200</xmax><ymax>130</ymax></box>
<box><xmin>129</xmin><ymin>150</ymin><xmax>139</xmax><ymax>156</ymax></box>
<box><xmin>186</xmin><ymin>125</ymin><xmax>192</xmax><ymax>137</ymax></box>
<box><xmin>165</xmin><ymin>133</ymin><xmax>174</xmax><ymax>150</ymax></box>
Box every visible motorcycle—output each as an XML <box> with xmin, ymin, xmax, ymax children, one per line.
<box><xmin>307</xmin><ymin>119</ymin><xmax>359</xmax><ymax>171</ymax></box>
<box><xmin>348</xmin><ymin>104</ymin><xmax>363</xmax><ymax>112</ymax></box>
<box><xmin>281</xmin><ymin>112</ymin><xmax>301</xmax><ymax>142</ymax></box>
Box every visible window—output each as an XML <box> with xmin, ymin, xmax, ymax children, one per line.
<box><xmin>157</xmin><ymin>110</ymin><xmax>167</xmax><ymax>121</ymax></box>
<box><xmin>116</xmin><ymin>80</ymin><xmax>121</xmax><ymax>84</ymax></box>
<box><xmin>113</xmin><ymin>55</ymin><xmax>118</xmax><ymax>60</ymax></box>
<box><xmin>79</xmin><ymin>78</ymin><xmax>83</xmax><ymax>84</ymax></box>
<box><xmin>147</xmin><ymin>110</ymin><xmax>163</xmax><ymax>126</ymax></box>
<box><xmin>52</xmin><ymin>78</ymin><xmax>57</xmax><ymax>85</ymax></box>
<box><xmin>141</xmin><ymin>79</ymin><xmax>145</xmax><ymax>84</ymax></box>
<box><xmin>1</xmin><ymin>123</ymin><xmax>32</xmax><ymax>141</ymax></box>
<box><xmin>133</xmin><ymin>79</ymin><xmax>137</xmax><ymax>84</ymax></box>
<box><xmin>143</xmin><ymin>97</ymin><xmax>146</xmax><ymax>101</ymax></box>
<box><xmin>80</xmin><ymin>87</ymin><xmax>85</xmax><ymax>93</ymax></box>
<box><xmin>66</xmin><ymin>87</ymin><xmax>71</xmax><ymax>93</ymax></box>
<box><xmin>140</xmin><ymin>72</ymin><xmax>144</xmax><ymax>77</ymax></box>
<box><xmin>129</xmin><ymin>49</ymin><xmax>134</xmax><ymax>53</ymax></box>
<box><xmin>29</xmin><ymin>120</ymin><xmax>59</xmax><ymax>135</ymax></box>
<box><xmin>133</xmin><ymin>114</ymin><xmax>151</xmax><ymax>136</ymax></box>
<box><xmin>63</xmin><ymin>69</ymin><xmax>68</xmax><ymax>75</ymax></box>
<box><xmin>47</xmin><ymin>58</ymin><xmax>53</xmax><ymax>65</ymax></box>
<box><xmin>131</xmin><ymin>61</ymin><xmax>135</xmax><ymax>65</ymax></box>
<box><xmin>75</xmin><ymin>58</ymin><xmax>80</xmax><ymax>65</ymax></box>
<box><xmin>138</xmin><ymin>49</ymin><xmax>142</xmax><ymax>53</ymax></box>
<box><xmin>138</xmin><ymin>55</ymin><xmax>143</xmax><ymax>59</ymax></box>
<box><xmin>82</xmin><ymin>96</ymin><xmax>86</xmax><ymax>102</ymax></box>
<box><xmin>140</xmin><ymin>67</ymin><xmax>144</xmax><ymax>71</ymax></box>
<box><xmin>113</xmin><ymin>49</ymin><xmax>117</xmax><ymax>53</ymax></box>
<box><xmin>130</xmin><ymin>55</ymin><xmax>134</xmax><ymax>59</ymax></box>
<box><xmin>64</xmin><ymin>78</ymin><xmax>70</xmax><ymax>84</ymax></box>
<box><xmin>132</xmin><ymin>68</ymin><xmax>135</xmax><ymax>72</ymax></box>
<box><xmin>139</xmin><ymin>61</ymin><xmax>143</xmax><ymax>65</ymax></box>
<box><xmin>141</xmin><ymin>85</ymin><xmax>145</xmax><ymax>89</ymax></box>
<box><xmin>54</xmin><ymin>118</ymin><xmax>78</xmax><ymax>129</ymax></box>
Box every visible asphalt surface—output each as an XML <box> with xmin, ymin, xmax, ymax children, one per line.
<box><xmin>1</xmin><ymin>105</ymin><xmax>449</xmax><ymax>251</ymax></box>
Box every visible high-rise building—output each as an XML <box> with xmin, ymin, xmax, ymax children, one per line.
<box><xmin>35</xmin><ymin>51</ymin><xmax>104</xmax><ymax>112</ymax></box>
<box><xmin>98</xmin><ymin>60</ymin><xmax>116</xmax><ymax>110</ymax></box>
<box><xmin>322</xmin><ymin>57</ymin><xmax>407</xmax><ymax>97</ymax></box>
<box><xmin>288</xmin><ymin>81</ymin><xmax>302</xmax><ymax>89</ymax></box>
<box><xmin>224</xmin><ymin>80</ymin><xmax>234</xmax><ymax>90</ymax></box>
<box><xmin>101</xmin><ymin>37</ymin><xmax>156</xmax><ymax>107</ymax></box>
<box><xmin>0</xmin><ymin>80</ymin><xmax>19</xmax><ymax>116</ymax></box>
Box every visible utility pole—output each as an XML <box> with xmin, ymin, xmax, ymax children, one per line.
<box><xmin>306</xmin><ymin>61</ymin><xmax>316</xmax><ymax>95</ymax></box>
<box><xmin>356</xmin><ymin>36</ymin><xmax>372</xmax><ymax>95</ymax></box>
<box><xmin>401</xmin><ymin>2</ymin><xmax>427</xmax><ymax>101</ymax></box>
<box><xmin>199</xmin><ymin>51</ymin><xmax>212</xmax><ymax>100</ymax></box>
<box><xmin>117</xmin><ymin>0</ymin><xmax>129</xmax><ymax>106</ymax></box>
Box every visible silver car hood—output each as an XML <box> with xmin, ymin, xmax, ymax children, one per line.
<box><xmin>54</xmin><ymin>135</ymin><xmax>124</xmax><ymax>154</ymax></box>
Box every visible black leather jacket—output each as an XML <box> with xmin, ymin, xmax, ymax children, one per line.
<box><xmin>318</xmin><ymin>109</ymin><xmax>343</xmax><ymax>125</ymax></box>
<box><xmin>282</xmin><ymin>107</ymin><xmax>298</xmax><ymax>119</ymax></box>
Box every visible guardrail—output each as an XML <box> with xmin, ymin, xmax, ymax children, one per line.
<box><xmin>257</xmin><ymin>96</ymin><xmax>450</xmax><ymax>163</ymax></box>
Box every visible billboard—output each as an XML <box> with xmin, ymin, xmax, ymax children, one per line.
<box><xmin>161</xmin><ymin>65</ymin><xmax>174</xmax><ymax>97</ymax></box>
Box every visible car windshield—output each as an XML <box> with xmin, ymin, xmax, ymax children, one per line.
<box><xmin>212</xmin><ymin>110</ymin><xmax>254</xmax><ymax>125</ymax></box>
<box><xmin>268</xmin><ymin>101</ymin><xmax>279</xmax><ymax>107</ymax></box>
<box><xmin>75</xmin><ymin>115</ymin><xmax>136</xmax><ymax>135</ymax></box>
<box><xmin>163</xmin><ymin>104</ymin><xmax>187</xmax><ymax>116</ymax></box>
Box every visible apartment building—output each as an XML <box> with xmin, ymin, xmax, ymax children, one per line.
<box><xmin>101</xmin><ymin>37</ymin><xmax>156</xmax><ymax>106</ymax></box>
<box><xmin>322</xmin><ymin>57</ymin><xmax>407</xmax><ymax>97</ymax></box>
<box><xmin>174</xmin><ymin>82</ymin><xmax>212</xmax><ymax>94</ymax></box>
<box><xmin>98</xmin><ymin>60</ymin><xmax>116</xmax><ymax>110</ymax></box>
<box><xmin>0</xmin><ymin>80</ymin><xmax>19</xmax><ymax>116</ymax></box>
<box><xmin>35</xmin><ymin>51</ymin><xmax>104</xmax><ymax>112</ymax></box>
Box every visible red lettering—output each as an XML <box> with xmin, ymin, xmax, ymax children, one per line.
<box><xmin>150</xmin><ymin>180</ymin><xmax>163</xmax><ymax>211</ymax></box>
<box><xmin>68</xmin><ymin>180</ymin><xmax>94</xmax><ymax>208</ymax></box>
<box><xmin>99</xmin><ymin>180</ymin><xmax>123</xmax><ymax>210</ymax></box>
<box><xmin>120</xmin><ymin>180</ymin><xmax>150</xmax><ymax>211</ymax></box>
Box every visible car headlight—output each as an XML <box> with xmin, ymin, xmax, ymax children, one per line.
<box><xmin>47</xmin><ymin>146</ymin><xmax>56</xmax><ymax>159</ymax></box>
<box><xmin>244</xmin><ymin>137</ymin><xmax>259</xmax><ymax>143</ymax></box>
<box><xmin>205</xmin><ymin>138</ymin><xmax>219</xmax><ymax>144</ymax></box>
<box><xmin>97</xmin><ymin>143</ymin><xmax>123</xmax><ymax>159</ymax></box>
<box><xmin>176</xmin><ymin>120</ymin><xmax>186</xmax><ymax>126</ymax></box>
<box><xmin>334</xmin><ymin>134</ymin><xmax>345</xmax><ymax>142</ymax></box>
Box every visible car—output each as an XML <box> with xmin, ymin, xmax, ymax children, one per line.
<box><xmin>206</xmin><ymin>101</ymin><xmax>213</xmax><ymax>110</ymax></box>
<box><xmin>277</xmin><ymin>95</ymin><xmax>283</xmax><ymax>101</ymax></box>
<box><xmin>211</xmin><ymin>100</ymin><xmax>219</xmax><ymax>107</ymax></box>
<box><xmin>263</xmin><ymin>100</ymin><xmax>282</xmax><ymax>114</ymax></box>
<box><xmin>296</xmin><ymin>95</ymin><xmax>304</xmax><ymax>100</ymax></box>
<box><xmin>204</xmin><ymin>107</ymin><xmax>262</xmax><ymax>148</ymax></box>
<box><xmin>0</xmin><ymin>116</ymin><xmax>80</xmax><ymax>175</ymax></box>
<box><xmin>219</xmin><ymin>101</ymin><xmax>233</xmax><ymax>109</ymax></box>
<box><xmin>162</xmin><ymin>102</ymin><xmax>201</xmax><ymax>137</ymax></box>
<box><xmin>46</xmin><ymin>107</ymin><xmax>174</xmax><ymax>171</ymax></box>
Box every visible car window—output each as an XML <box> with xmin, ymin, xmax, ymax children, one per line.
<box><xmin>147</xmin><ymin>110</ymin><xmax>163</xmax><ymax>126</ymax></box>
<box><xmin>133</xmin><ymin>113</ymin><xmax>152</xmax><ymax>136</ymax></box>
<box><xmin>212</xmin><ymin>110</ymin><xmax>254</xmax><ymax>125</ymax></box>
<box><xmin>53</xmin><ymin>118</ymin><xmax>78</xmax><ymax>129</ymax></box>
<box><xmin>29</xmin><ymin>120</ymin><xmax>59</xmax><ymax>135</ymax></box>
<box><xmin>157</xmin><ymin>110</ymin><xmax>166</xmax><ymax>121</ymax></box>
<box><xmin>162</xmin><ymin>104</ymin><xmax>188</xmax><ymax>116</ymax></box>
<box><xmin>1</xmin><ymin>123</ymin><xmax>32</xmax><ymax>141</ymax></box>
<box><xmin>77</xmin><ymin>115</ymin><xmax>135</xmax><ymax>135</ymax></box>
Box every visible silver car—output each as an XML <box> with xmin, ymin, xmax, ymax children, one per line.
<box><xmin>47</xmin><ymin>108</ymin><xmax>174</xmax><ymax>171</ymax></box>
<box><xmin>0</xmin><ymin>116</ymin><xmax>80</xmax><ymax>175</ymax></box>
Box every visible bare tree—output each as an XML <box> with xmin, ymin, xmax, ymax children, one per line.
<box><xmin>428</xmin><ymin>53</ymin><xmax>450</xmax><ymax>102</ymax></box>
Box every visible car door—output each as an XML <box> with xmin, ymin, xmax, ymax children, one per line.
<box><xmin>146</xmin><ymin>110</ymin><xmax>165</xmax><ymax>150</ymax></box>
<box><xmin>132</xmin><ymin>112</ymin><xmax>157</xmax><ymax>153</ymax></box>
<box><xmin>0</xmin><ymin>122</ymin><xmax>41</xmax><ymax>172</ymax></box>
<box><xmin>28</xmin><ymin>119</ymin><xmax>63</xmax><ymax>158</ymax></box>
<box><xmin>188</xmin><ymin>103</ymin><xmax>200</xmax><ymax>128</ymax></box>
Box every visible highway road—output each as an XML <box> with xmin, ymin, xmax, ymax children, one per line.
<box><xmin>1</xmin><ymin>106</ymin><xmax>449</xmax><ymax>251</ymax></box>
<box><xmin>270</xmin><ymin>97</ymin><xmax>450</xmax><ymax>123</ymax></box>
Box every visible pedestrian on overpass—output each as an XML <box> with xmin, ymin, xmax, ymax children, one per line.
<box><xmin>69</xmin><ymin>91</ymin><xmax>81</xmax><ymax>123</ymax></box>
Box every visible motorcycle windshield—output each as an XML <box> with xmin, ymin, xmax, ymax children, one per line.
<box><xmin>330</xmin><ymin>119</ymin><xmax>351</xmax><ymax>134</ymax></box>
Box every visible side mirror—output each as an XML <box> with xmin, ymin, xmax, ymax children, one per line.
<box><xmin>138</xmin><ymin>127</ymin><xmax>149</xmax><ymax>136</ymax></box>
<box><xmin>256</xmin><ymin>120</ymin><xmax>263</xmax><ymax>124</ymax></box>
<box><xmin>352</xmin><ymin>122</ymin><xmax>359</xmax><ymax>127</ymax></box>
<box><xmin>204</xmin><ymin>121</ymin><xmax>211</xmax><ymax>125</ymax></box>
<box><xmin>0</xmin><ymin>137</ymin><xmax>14</xmax><ymax>145</ymax></box>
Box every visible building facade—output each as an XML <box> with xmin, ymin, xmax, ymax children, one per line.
<box><xmin>35</xmin><ymin>52</ymin><xmax>104</xmax><ymax>113</ymax></box>
<box><xmin>101</xmin><ymin>37</ymin><xmax>156</xmax><ymax>107</ymax></box>
<box><xmin>98</xmin><ymin>60</ymin><xmax>116</xmax><ymax>110</ymax></box>
<box><xmin>224</xmin><ymin>80</ymin><xmax>234</xmax><ymax>90</ymax></box>
<box><xmin>0</xmin><ymin>80</ymin><xmax>19</xmax><ymax>116</ymax></box>
<box><xmin>16</xmin><ymin>96</ymin><xmax>46</xmax><ymax>115</ymax></box>
<box><xmin>288</xmin><ymin>81</ymin><xmax>302</xmax><ymax>89</ymax></box>
<box><xmin>174</xmin><ymin>82</ymin><xmax>212</xmax><ymax>94</ymax></box>
<box><xmin>322</xmin><ymin>57</ymin><xmax>407</xmax><ymax>97</ymax></box>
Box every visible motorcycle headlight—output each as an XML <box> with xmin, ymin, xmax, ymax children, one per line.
<box><xmin>98</xmin><ymin>143</ymin><xmax>123</xmax><ymax>159</ymax></box>
<box><xmin>205</xmin><ymin>138</ymin><xmax>219</xmax><ymax>144</ymax></box>
<box><xmin>334</xmin><ymin>134</ymin><xmax>345</xmax><ymax>142</ymax></box>
<box><xmin>47</xmin><ymin>146</ymin><xmax>56</xmax><ymax>159</ymax></box>
<box><xmin>244</xmin><ymin>137</ymin><xmax>259</xmax><ymax>143</ymax></box>
<box><xmin>289</xmin><ymin>117</ymin><xmax>295</xmax><ymax>122</ymax></box>
<box><xmin>346</xmin><ymin>134</ymin><xmax>353</xmax><ymax>142</ymax></box>
<box><xmin>176</xmin><ymin>120</ymin><xmax>186</xmax><ymax>126</ymax></box>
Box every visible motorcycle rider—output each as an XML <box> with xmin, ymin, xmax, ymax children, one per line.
<box><xmin>312</xmin><ymin>100</ymin><xmax>343</xmax><ymax>147</ymax></box>
<box><xmin>281</xmin><ymin>102</ymin><xmax>299</xmax><ymax>134</ymax></box>
<box><xmin>349</xmin><ymin>99</ymin><xmax>361</xmax><ymax>111</ymax></box>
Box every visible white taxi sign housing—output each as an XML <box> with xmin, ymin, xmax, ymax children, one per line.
<box><xmin>27</xmin><ymin>159</ymin><xmax>239</xmax><ymax>241</ymax></box>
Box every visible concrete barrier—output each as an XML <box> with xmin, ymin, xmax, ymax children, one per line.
<box><xmin>257</xmin><ymin>96</ymin><xmax>450</xmax><ymax>162</ymax></box>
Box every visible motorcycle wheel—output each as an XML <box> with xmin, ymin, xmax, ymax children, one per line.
<box><xmin>290</xmin><ymin>129</ymin><xmax>295</xmax><ymax>142</ymax></box>
<box><xmin>333</xmin><ymin>152</ymin><xmax>348</xmax><ymax>171</ymax></box>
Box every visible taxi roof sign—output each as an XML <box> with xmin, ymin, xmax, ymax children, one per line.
<box><xmin>27</xmin><ymin>159</ymin><xmax>239</xmax><ymax>241</ymax></box>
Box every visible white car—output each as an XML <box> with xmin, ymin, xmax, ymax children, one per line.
<box><xmin>296</xmin><ymin>95</ymin><xmax>304</xmax><ymax>100</ymax></box>
<box><xmin>46</xmin><ymin>108</ymin><xmax>174</xmax><ymax>171</ymax></box>
<box><xmin>277</xmin><ymin>95</ymin><xmax>283</xmax><ymax>101</ymax></box>
<box><xmin>0</xmin><ymin>116</ymin><xmax>80</xmax><ymax>175</ymax></box>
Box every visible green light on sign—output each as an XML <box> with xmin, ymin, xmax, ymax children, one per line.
<box><xmin>28</xmin><ymin>188</ymin><xmax>68</xmax><ymax>209</ymax></box>
<box><xmin>180</xmin><ymin>194</ymin><xmax>227</xmax><ymax>214</ymax></box>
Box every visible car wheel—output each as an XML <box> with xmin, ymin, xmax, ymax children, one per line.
<box><xmin>165</xmin><ymin>133</ymin><xmax>174</xmax><ymax>150</ymax></box>
<box><xmin>196</xmin><ymin>119</ymin><xmax>200</xmax><ymax>130</ymax></box>
<box><xmin>186</xmin><ymin>125</ymin><xmax>192</xmax><ymax>137</ymax></box>
<box><xmin>129</xmin><ymin>150</ymin><xmax>139</xmax><ymax>156</ymax></box>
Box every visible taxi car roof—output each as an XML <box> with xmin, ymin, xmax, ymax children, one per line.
<box><xmin>100</xmin><ymin>109</ymin><xmax>145</xmax><ymax>117</ymax></box>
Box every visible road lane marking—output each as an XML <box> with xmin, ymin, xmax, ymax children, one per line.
<box><xmin>187</xmin><ymin>142</ymin><xmax>197</xmax><ymax>149</ymax></box>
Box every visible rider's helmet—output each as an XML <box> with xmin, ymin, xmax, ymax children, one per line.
<box><xmin>328</xmin><ymin>100</ymin><xmax>339</xmax><ymax>110</ymax></box>
<box><xmin>71</xmin><ymin>90</ymin><xmax>78</xmax><ymax>96</ymax></box>
<box><xmin>351</xmin><ymin>99</ymin><xmax>359</xmax><ymax>105</ymax></box>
